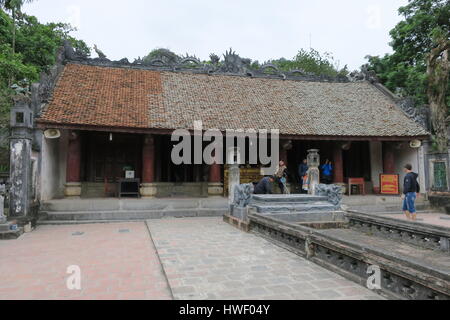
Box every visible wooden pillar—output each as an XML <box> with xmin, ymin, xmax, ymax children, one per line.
<box><xmin>209</xmin><ymin>151</ymin><xmax>221</xmax><ymax>183</ymax></box>
<box><xmin>382</xmin><ymin>142</ymin><xmax>395</xmax><ymax>174</ymax></box>
<box><xmin>142</xmin><ymin>135</ymin><xmax>155</xmax><ymax>183</ymax></box>
<box><xmin>333</xmin><ymin>143</ymin><xmax>344</xmax><ymax>183</ymax></box>
<box><xmin>64</xmin><ymin>131</ymin><xmax>82</xmax><ymax>197</ymax></box>
<box><xmin>208</xmin><ymin>151</ymin><xmax>223</xmax><ymax>196</ymax></box>
<box><xmin>209</xmin><ymin>163</ymin><xmax>221</xmax><ymax>182</ymax></box>
<box><xmin>66</xmin><ymin>131</ymin><xmax>81</xmax><ymax>182</ymax></box>
<box><xmin>141</xmin><ymin>135</ymin><xmax>157</xmax><ymax>197</ymax></box>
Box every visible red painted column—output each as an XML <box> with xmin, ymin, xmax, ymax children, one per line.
<box><xmin>66</xmin><ymin>131</ymin><xmax>81</xmax><ymax>183</ymax></box>
<box><xmin>382</xmin><ymin>142</ymin><xmax>395</xmax><ymax>174</ymax></box>
<box><xmin>142</xmin><ymin>135</ymin><xmax>155</xmax><ymax>183</ymax></box>
<box><xmin>333</xmin><ymin>143</ymin><xmax>344</xmax><ymax>183</ymax></box>
<box><xmin>209</xmin><ymin>151</ymin><xmax>221</xmax><ymax>183</ymax></box>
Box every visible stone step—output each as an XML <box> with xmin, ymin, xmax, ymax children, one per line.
<box><xmin>251</xmin><ymin>202</ymin><xmax>337</xmax><ymax>213</ymax></box>
<box><xmin>251</xmin><ymin>194</ymin><xmax>328</xmax><ymax>203</ymax></box>
<box><xmin>257</xmin><ymin>210</ymin><xmax>345</xmax><ymax>223</ymax></box>
<box><xmin>40</xmin><ymin>208</ymin><xmax>227</xmax><ymax>221</ymax></box>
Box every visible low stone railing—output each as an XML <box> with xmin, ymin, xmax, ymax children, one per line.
<box><xmin>345</xmin><ymin>210</ymin><xmax>450</xmax><ymax>252</ymax></box>
<box><xmin>248</xmin><ymin>211</ymin><xmax>450</xmax><ymax>300</ymax></box>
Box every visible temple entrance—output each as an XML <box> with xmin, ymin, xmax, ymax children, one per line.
<box><xmin>342</xmin><ymin>141</ymin><xmax>371</xmax><ymax>181</ymax></box>
<box><xmin>79</xmin><ymin>132</ymin><xmax>142</xmax><ymax>197</ymax></box>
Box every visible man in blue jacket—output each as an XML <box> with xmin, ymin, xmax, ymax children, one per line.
<box><xmin>321</xmin><ymin>159</ymin><xmax>333</xmax><ymax>184</ymax></box>
<box><xmin>402</xmin><ymin>163</ymin><xmax>420</xmax><ymax>221</ymax></box>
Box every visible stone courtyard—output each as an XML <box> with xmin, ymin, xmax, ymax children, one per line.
<box><xmin>0</xmin><ymin>217</ymin><xmax>382</xmax><ymax>300</ymax></box>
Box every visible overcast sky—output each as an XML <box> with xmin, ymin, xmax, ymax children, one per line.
<box><xmin>23</xmin><ymin>0</ymin><xmax>408</xmax><ymax>71</ymax></box>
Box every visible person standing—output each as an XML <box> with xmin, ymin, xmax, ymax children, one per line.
<box><xmin>402</xmin><ymin>163</ymin><xmax>420</xmax><ymax>221</ymax></box>
<box><xmin>274</xmin><ymin>160</ymin><xmax>288</xmax><ymax>194</ymax></box>
<box><xmin>298</xmin><ymin>159</ymin><xmax>308</xmax><ymax>193</ymax></box>
<box><xmin>321</xmin><ymin>159</ymin><xmax>333</xmax><ymax>184</ymax></box>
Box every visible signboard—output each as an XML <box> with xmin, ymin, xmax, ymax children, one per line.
<box><xmin>125</xmin><ymin>170</ymin><xmax>135</xmax><ymax>179</ymax></box>
<box><xmin>380</xmin><ymin>174</ymin><xmax>399</xmax><ymax>195</ymax></box>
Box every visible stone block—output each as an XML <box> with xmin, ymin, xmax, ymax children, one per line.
<box><xmin>231</xmin><ymin>206</ymin><xmax>249</xmax><ymax>221</ymax></box>
<box><xmin>208</xmin><ymin>182</ymin><xmax>223</xmax><ymax>196</ymax></box>
<box><xmin>64</xmin><ymin>182</ymin><xmax>81</xmax><ymax>197</ymax></box>
<box><xmin>140</xmin><ymin>183</ymin><xmax>157</xmax><ymax>198</ymax></box>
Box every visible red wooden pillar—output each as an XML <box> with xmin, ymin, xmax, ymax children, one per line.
<box><xmin>209</xmin><ymin>150</ymin><xmax>221</xmax><ymax>183</ymax></box>
<box><xmin>66</xmin><ymin>131</ymin><xmax>81</xmax><ymax>183</ymax></box>
<box><xmin>333</xmin><ymin>143</ymin><xmax>344</xmax><ymax>183</ymax></box>
<box><xmin>142</xmin><ymin>135</ymin><xmax>155</xmax><ymax>183</ymax></box>
<box><xmin>382</xmin><ymin>142</ymin><xmax>395</xmax><ymax>174</ymax></box>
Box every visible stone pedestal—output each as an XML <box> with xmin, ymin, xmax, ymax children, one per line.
<box><xmin>307</xmin><ymin>149</ymin><xmax>320</xmax><ymax>195</ymax></box>
<box><xmin>0</xmin><ymin>185</ymin><xmax>6</xmax><ymax>224</ymax></box>
<box><xmin>231</xmin><ymin>206</ymin><xmax>249</xmax><ymax>221</ymax></box>
<box><xmin>228</xmin><ymin>164</ymin><xmax>240</xmax><ymax>205</ymax></box>
<box><xmin>9</xmin><ymin>137</ymin><xmax>32</xmax><ymax>216</ymax></box>
<box><xmin>140</xmin><ymin>182</ymin><xmax>157</xmax><ymax>198</ymax></box>
<box><xmin>64</xmin><ymin>182</ymin><xmax>81</xmax><ymax>197</ymax></box>
<box><xmin>208</xmin><ymin>182</ymin><xmax>223</xmax><ymax>196</ymax></box>
<box><xmin>9</xmin><ymin>93</ymin><xmax>35</xmax><ymax>218</ymax></box>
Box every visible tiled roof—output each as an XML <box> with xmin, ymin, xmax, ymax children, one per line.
<box><xmin>38</xmin><ymin>63</ymin><xmax>429</xmax><ymax>137</ymax></box>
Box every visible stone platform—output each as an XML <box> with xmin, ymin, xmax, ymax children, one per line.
<box><xmin>248</xmin><ymin>211</ymin><xmax>450</xmax><ymax>300</ymax></box>
<box><xmin>249</xmin><ymin>194</ymin><xmax>340</xmax><ymax>215</ymax></box>
<box><xmin>39</xmin><ymin>198</ymin><xmax>228</xmax><ymax>223</ymax></box>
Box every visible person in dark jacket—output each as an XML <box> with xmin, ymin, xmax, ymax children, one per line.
<box><xmin>298</xmin><ymin>159</ymin><xmax>308</xmax><ymax>193</ymax></box>
<box><xmin>254</xmin><ymin>176</ymin><xmax>275</xmax><ymax>194</ymax></box>
<box><xmin>321</xmin><ymin>159</ymin><xmax>333</xmax><ymax>184</ymax></box>
<box><xmin>402</xmin><ymin>163</ymin><xmax>420</xmax><ymax>221</ymax></box>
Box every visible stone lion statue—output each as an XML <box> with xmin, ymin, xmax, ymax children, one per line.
<box><xmin>233</xmin><ymin>183</ymin><xmax>254</xmax><ymax>208</ymax></box>
<box><xmin>315</xmin><ymin>184</ymin><xmax>343</xmax><ymax>207</ymax></box>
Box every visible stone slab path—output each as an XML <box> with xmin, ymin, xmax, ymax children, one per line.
<box><xmin>147</xmin><ymin>217</ymin><xmax>383</xmax><ymax>300</ymax></box>
<box><xmin>0</xmin><ymin>222</ymin><xmax>171</xmax><ymax>300</ymax></box>
<box><xmin>0</xmin><ymin>217</ymin><xmax>383</xmax><ymax>300</ymax></box>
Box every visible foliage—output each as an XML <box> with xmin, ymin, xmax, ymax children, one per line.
<box><xmin>143</xmin><ymin>48</ymin><xmax>180</xmax><ymax>64</ymax></box>
<box><xmin>0</xmin><ymin>6</ymin><xmax>90</xmax><ymax>161</ymax></box>
<box><xmin>365</xmin><ymin>0</ymin><xmax>450</xmax><ymax>107</ymax></box>
<box><xmin>270</xmin><ymin>49</ymin><xmax>348</xmax><ymax>77</ymax></box>
<box><xmin>143</xmin><ymin>47</ymin><xmax>347</xmax><ymax>77</ymax></box>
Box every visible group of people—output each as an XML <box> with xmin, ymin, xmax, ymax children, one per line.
<box><xmin>253</xmin><ymin>158</ymin><xmax>334</xmax><ymax>195</ymax></box>
<box><xmin>253</xmin><ymin>160</ymin><xmax>421</xmax><ymax>222</ymax></box>
<box><xmin>253</xmin><ymin>160</ymin><xmax>289</xmax><ymax>195</ymax></box>
<box><xmin>298</xmin><ymin>158</ymin><xmax>333</xmax><ymax>192</ymax></box>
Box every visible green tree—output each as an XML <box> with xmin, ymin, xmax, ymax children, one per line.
<box><xmin>0</xmin><ymin>0</ymin><xmax>34</xmax><ymax>54</ymax></box>
<box><xmin>143</xmin><ymin>48</ymin><xmax>180</xmax><ymax>64</ymax></box>
<box><xmin>270</xmin><ymin>48</ymin><xmax>348</xmax><ymax>77</ymax></box>
<box><xmin>365</xmin><ymin>0</ymin><xmax>450</xmax><ymax>151</ymax></box>
<box><xmin>0</xmin><ymin>7</ymin><xmax>90</xmax><ymax>163</ymax></box>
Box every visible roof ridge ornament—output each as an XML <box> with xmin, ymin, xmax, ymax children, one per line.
<box><xmin>61</xmin><ymin>42</ymin><xmax>351</xmax><ymax>83</ymax></box>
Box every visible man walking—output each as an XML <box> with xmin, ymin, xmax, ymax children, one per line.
<box><xmin>402</xmin><ymin>163</ymin><xmax>420</xmax><ymax>221</ymax></box>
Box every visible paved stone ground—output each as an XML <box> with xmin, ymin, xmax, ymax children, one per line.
<box><xmin>0</xmin><ymin>222</ymin><xmax>171</xmax><ymax>300</ymax></box>
<box><xmin>381</xmin><ymin>213</ymin><xmax>450</xmax><ymax>228</ymax></box>
<box><xmin>147</xmin><ymin>217</ymin><xmax>383</xmax><ymax>300</ymax></box>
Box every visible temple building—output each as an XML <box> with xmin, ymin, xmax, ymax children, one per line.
<box><xmin>9</xmin><ymin>44</ymin><xmax>430</xmax><ymax>211</ymax></box>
